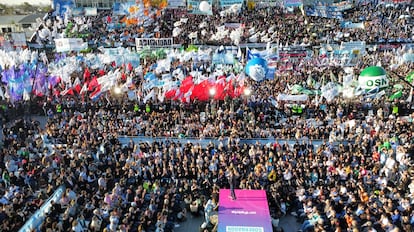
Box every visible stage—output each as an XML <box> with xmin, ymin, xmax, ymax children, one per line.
<box><xmin>218</xmin><ymin>189</ymin><xmax>273</xmax><ymax>232</ymax></box>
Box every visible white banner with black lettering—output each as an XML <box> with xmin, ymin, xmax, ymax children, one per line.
<box><xmin>358</xmin><ymin>75</ymin><xmax>389</xmax><ymax>90</ymax></box>
<box><xmin>135</xmin><ymin>38</ymin><xmax>174</xmax><ymax>49</ymax></box>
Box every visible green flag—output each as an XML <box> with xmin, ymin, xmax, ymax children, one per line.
<box><xmin>301</xmin><ymin>89</ymin><xmax>315</xmax><ymax>95</ymax></box>
<box><xmin>393</xmin><ymin>84</ymin><xmax>404</xmax><ymax>90</ymax></box>
<box><xmin>389</xmin><ymin>90</ymin><xmax>402</xmax><ymax>100</ymax></box>
<box><xmin>186</xmin><ymin>44</ymin><xmax>198</xmax><ymax>52</ymax></box>
<box><xmin>406</xmin><ymin>71</ymin><xmax>414</xmax><ymax>83</ymax></box>
<box><xmin>291</xmin><ymin>84</ymin><xmax>303</xmax><ymax>94</ymax></box>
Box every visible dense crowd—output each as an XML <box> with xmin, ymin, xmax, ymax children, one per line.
<box><xmin>0</xmin><ymin>2</ymin><xmax>414</xmax><ymax>232</ymax></box>
<box><xmin>31</xmin><ymin>3</ymin><xmax>414</xmax><ymax>48</ymax></box>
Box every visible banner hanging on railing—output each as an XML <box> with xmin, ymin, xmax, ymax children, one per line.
<box><xmin>168</xmin><ymin>0</ymin><xmax>187</xmax><ymax>8</ymax></box>
<box><xmin>136</xmin><ymin>38</ymin><xmax>174</xmax><ymax>49</ymax></box>
<box><xmin>340</xmin><ymin>41</ymin><xmax>366</xmax><ymax>54</ymax></box>
<box><xmin>284</xmin><ymin>0</ymin><xmax>303</xmax><ymax>7</ymax></box>
<box><xmin>55</xmin><ymin>38</ymin><xmax>87</xmax><ymax>52</ymax></box>
<box><xmin>331</xmin><ymin>1</ymin><xmax>353</xmax><ymax>11</ymax></box>
<box><xmin>340</xmin><ymin>21</ymin><xmax>365</xmax><ymax>29</ymax></box>
<box><xmin>254</xmin><ymin>0</ymin><xmax>283</xmax><ymax>8</ymax></box>
<box><xmin>305</xmin><ymin>5</ymin><xmax>343</xmax><ymax>19</ymax></box>
<box><xmin>219</xmin><ymin>0</ymin><xmax>244</xmax><ymax>8</ymax></box>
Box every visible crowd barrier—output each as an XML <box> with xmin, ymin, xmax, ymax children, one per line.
<box><xmin>118</xmin><ymin>136</ymin><xmax>350</xmax><ymax>148</ymax></box>
<box><xmin>19</xmin><ymin>186</ymin><xmax>66</xmax><ymax>232</ymax></box>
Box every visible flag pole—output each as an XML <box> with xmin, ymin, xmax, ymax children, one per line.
<box><xmin>388</xmin><ymin>71</ymin><xmax>414</xmax><ymax>89</ymax></box>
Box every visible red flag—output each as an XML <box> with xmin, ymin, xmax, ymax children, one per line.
<box><xmin>191</xmin><ymin>80</ymin><xmax>211</xmax><ymax>101</ymax></box>
<box><xmin>165</xmin><ymin>89</ymin><xmax>177</xmax><ymax>99</ymax></box>
<box><xmin>179</xmin><ymin>76</ymin><xmax>193</xmax><ymax>94</ymax></box>
<box><xmin>90</xmin><ymin>86</ymin><xmax>101</xmax><ymax>100</ymax></box>
<box><xmin>61</xmin><ymin>88</ymin><xmax>74</xmax><ymax>96</ymax></box>
<box><xmin>214</xmin><ymin>82</ymin><xmax>226</xmax><ymax>100</ymax></box>
<box><xmin>88</xmin><ymin>76</ymin><xmax>99</xmax><ymax>91</ymax></box>
<box><xmin>83</xmin><ymin>68</ymin><xmax>90</xmax><ymax>81</ymax></box>
<box><xmin>53</xmin><ymin>89</ymin><xmax>60</xmax><ymax>97</ymax></box>
<box><xmin>98</xmin><ymin>70</ymin><xmax>105</xmax><ymax>76</ymax></box>
<box><xmin>227</xmin><ymin>79</ymin><xmax>235</xmax><ymax>99</ymax></box>
<box><xmin>73</xmin><ymin>78</ymin><xmax>81</xmax><ymax>93</ymax></box>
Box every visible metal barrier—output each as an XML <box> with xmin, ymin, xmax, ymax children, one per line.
<box><xmin>118</xmin><ymin>136</ymin><xmax>350</xmax><ymax>148</ymax></box>
<box><xmin>19</xmin><ymin>186</ymin><xmax>66</xmax><ymax>232</ymax></box>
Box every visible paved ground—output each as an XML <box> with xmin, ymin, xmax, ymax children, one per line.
<box><xmin>175</xmin><ymin>213</ymin><xmax>301</xmax><ymax>232</ymax></box>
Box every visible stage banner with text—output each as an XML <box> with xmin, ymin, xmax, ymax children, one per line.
<box><xmin>218</xmin><ymin>189</ymin><xmax>272</xmax><ymax>232</ymax></box>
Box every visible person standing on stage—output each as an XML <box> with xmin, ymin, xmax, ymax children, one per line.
<box><xmin>228</xmin><ymin>167</ymin><xmax>239</xmax><ymax>200</ymax></box>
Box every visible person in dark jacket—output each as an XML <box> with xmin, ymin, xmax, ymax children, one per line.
<box><xmin>228</xmin><ymin>167</ymin><xmax>239</xmax><ymax>200</ymax></box>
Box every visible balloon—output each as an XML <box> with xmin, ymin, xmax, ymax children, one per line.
<box><xmin>358</xmin><ymin>66</ymin><xmax>388</xmax><ymax>90</ymax></box>
<box><xmin>245</xmin><ymin>57</ymin><xmax>268</xmax><ymax>82</ymax></box>
<box><xmin>199</xmin><ymin>1</ymin><xmax>211</xmax><ymax>12</ymax></box>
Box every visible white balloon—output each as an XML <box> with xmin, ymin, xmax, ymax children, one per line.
<box><xmin>199</xmin><ymin>1</ymin><xmax>211</xmax><ymax>12</ymax></box>
<box><xmin>248</xmin><ymin>64</ymin><xmax>265</xmax><ymax>82</ymax></box>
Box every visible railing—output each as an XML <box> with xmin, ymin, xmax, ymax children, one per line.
<box><xmin>118</xmin><ymin>136</ymin><xmax>351</xmax><ymax>148</ymax></box>
<box><xmin>19</xmin><ymin>186</ymin><xmax>66</xmax><ymax>232</ymax></box>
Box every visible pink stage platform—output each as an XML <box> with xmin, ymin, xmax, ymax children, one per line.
<box><xmin>218</xmin><ymin>189</ymin><xmax>273</xmax><ymax>232</ymax></box>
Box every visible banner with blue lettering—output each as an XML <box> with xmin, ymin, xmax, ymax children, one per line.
<box><xmin>284</xmin><ymin>0</ymin><xmax>303</xmax><ymax>7</ymax></box>
<box><xmin>168</xmin><ymin>0</ymin><xmax>187</xmax><ymax>8</ymax></box>
<box><xmin>332</xmin><ymin>1</ymin><xmax>353</xmax><ymax>11</ymax></box>
<box><xmin>187</xmin><ymin>0</ymin><xmax>213</xmax><ymax>15</ymax></box>
<box><xmin>340</xmin><ymin>21</ymin><xmax>365</xmax><ymax>29</ymax></box>
<box><xmin>53</xmin><ymin>0</ymin><xmax>75</xmax><ymax>16</ymax></box>
<box><xmin>340</xmin><ymin>41</ymin><xmax>366</xmax><ymax>55</ymax></box>
<box><xmin>220</xmin><ymin>0</ymin><xmax>244</xmax><ymax>8</ymax></box>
